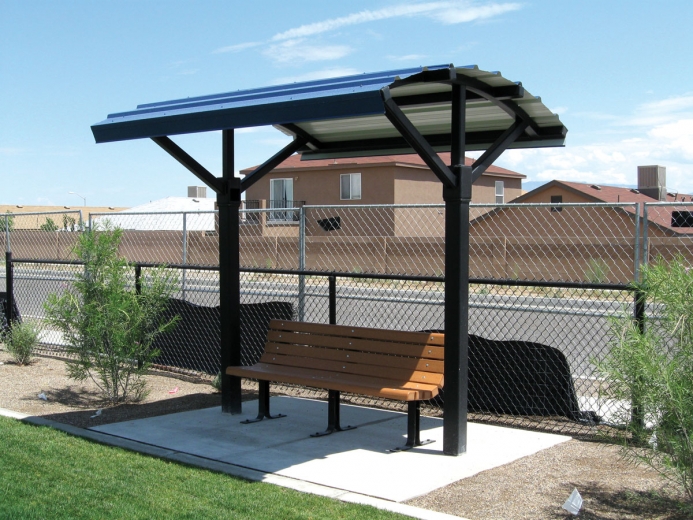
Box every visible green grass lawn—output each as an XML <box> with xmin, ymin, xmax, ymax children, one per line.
<box><xmin>0</xmin><ymin>416</ymin><xmax>406</xmax><ymax>520</ymax></box>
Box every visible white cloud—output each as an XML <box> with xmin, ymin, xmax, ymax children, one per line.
<box><xmin>214</xmin><ymin>2</ymin><xmax>522</xmax><ymax>62</ymax></box>
<box><xmin>271</xmin><ymin>67</ymin><xmax>362</xmax><ymax>85</ymax></box>
<box><xmin>212</xmin><ymin>41</ymin><xmax>263</xmax><ymax>54</ymax></box>
<box><xmin>270</xmin><ymin>2</ymin><xmax>520</xmax><ymax>41</ymax></box>
<box><xmin>495</xmin><ymin>94</ymin><xmax>693</xmax><ymax>193</ymax></box>
<box><xmin>387</xmin><ymin>54</ymin><xmax>428</xmax><ymax>62</ymax></box>
<box><xmin>264</xmin><ymin>39</ymin><xmax>352</xmax><ymax>64</ymax></box>
<box><xmin>429</xmin><ymin>2</ymin><xmax>522</xmax><ymax>24</ymax></box>
<box><xmin>271</xmin><ymin>3</ymin><xmax>448</xmax><ymax>41</ymax></box>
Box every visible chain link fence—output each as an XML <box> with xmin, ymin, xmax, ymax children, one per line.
<box><xmin>3</xmin><ymin>202</ymin><xmax>691</xmax><ymax>439</ymax></box>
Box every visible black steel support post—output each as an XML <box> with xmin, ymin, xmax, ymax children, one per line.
<box><xmin>443</xmin><ymin>83</ymin><xmax>469</xmax><ymax>456</ymax></box>
<box><xmin>5</xmin><ymin>252</ymin><xmax>14</xmax><ymax>323</ymax></box>
<box><xmin>328</xmin><ymin>275</ymin><xmax>337</xmax><ymax>325</ymax></box>
<box><xmin>219</xmin><ymin>129</ymin><xmax>243</xmax><ymax>414</ymax></box>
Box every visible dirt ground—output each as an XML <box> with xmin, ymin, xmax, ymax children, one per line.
<box><xmin>0</xmin><ymin>351</ymin><xmax>689</xmax><ymax>520</ymax></box>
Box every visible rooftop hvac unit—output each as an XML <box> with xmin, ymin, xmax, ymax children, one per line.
<box><xmin>637</xmin><ymin>165</ymin><xmax>666</xmax><ymax>201</ymax></box>
<box><xmin>188</xmin><ymin>186</ymin><xmax>207</xmax><ymax>198</ymax></box>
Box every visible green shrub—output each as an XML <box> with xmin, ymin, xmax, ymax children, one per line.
<box><xmin>2</xmin><ymin>320</ymin><xmax>40</xmax><ymax>365</ymax></box>
<box><xmin>211</xmin><ymin>372</ymin><xmax>222</xmax><ymax>392</ymax></box>
<box><xmin>39</xmin><ymin>217</ymin><xmax>59</xmax><ymax>231</ymax></box>
<box><xmin>44</xmin><ymin>223</ymin><xmax>179</xmax><ymax>404</ymax></box>
<box><xmin>598</xmin><ymin>257</ymin><xmax>693</xmax><ymax>503</ymax></box>
<box><xmin>585</xmin><ymin>258</ymin><xmax>610</xmax><ymax>284</ymax></box>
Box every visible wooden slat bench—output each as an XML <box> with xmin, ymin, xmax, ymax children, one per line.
<box><xmin>226</xmin><ymin>320</ymin><xmax>445</xmax><ymax>451</ymax></box>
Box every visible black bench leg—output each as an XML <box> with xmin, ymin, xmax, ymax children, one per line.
<box><xmin>311</xmin><ymin>390</ymin><xmax>357</xmax><ymax>437</ymax></box>
<box><xmin>240</xmin><ymin>380</ymin><xmax>286</xmax><ymax>424</ymax></box>
<box><xmin>390</xmin><ymin>401</ymin><xmax>435</xmax><ymax>452</ymax></box>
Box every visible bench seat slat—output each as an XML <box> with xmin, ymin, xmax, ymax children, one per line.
<box><xmin>270</xmin><ymin>320</ymin><xmax>445</xmax><ymax>346</ymax></box>
<box><xmin>226</xmin><ymin>363</ymin><xmax>440</xmax><ymax>401</ymax></box>
<box><xmin>264</xmin><ymin>342</ymin><xmax>445</xmax><ymax>373</ymax></box>
<box><xmin>266</xmin><ymin>330</ymin><xmax>445</xmax><ymax>360</ymax></box>
<box><xmin>259</xmin><ymin>351</ymin><xmax>444</xmax><ymax>387</ymax></box>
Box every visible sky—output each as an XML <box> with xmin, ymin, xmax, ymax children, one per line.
<box><xmin>2</xmin><ymin>1</ymin><xmax>693</xmax><ymax>207</ymax></box>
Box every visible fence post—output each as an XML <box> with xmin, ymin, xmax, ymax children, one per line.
<box><xmin>298</xmin><ymin>206</ymin><xmax>306</xmax><ymax>322</ymax></box>
<box><xmin>5</xmin><ymin>214</ymin><xmax>13</xmax><ymax>323</ymax></box>
<box><xmin>4</xmin><ymin>252</ymin><xmax>13</xmax><ymax>324</ymax></box>
<box><xmin>634</xmin><ymin>203</ymin><xmax>641</xmax><ymax>282</ymax></box>
<box><xmin>642</xmin><ymin>204</ymin><xmax>649</xmax><ymax>267</ymax></box>
<box><xmin>135</xmin><ymin>264</ymin><xmax>142</xmax><ymax>295</ymax></box>
<box><xmin>631</xmin><ymin>289</ymin><xmax>646</xmax><ymax>433</ymax></box>
<box><xmin>328</xmin><ymin>275</ymin><xmax>336</xmax><ymax>325</ymax></box>
<box><xmin>182</xmin><ymin>212</ymin><xmax>187</xmax><ymax>301</ymax></box>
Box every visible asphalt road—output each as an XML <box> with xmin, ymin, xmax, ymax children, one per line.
<box><xmin>3</xmin><ymin>266</ymin><xmax>634</xmax><ymax>378</ymax></box>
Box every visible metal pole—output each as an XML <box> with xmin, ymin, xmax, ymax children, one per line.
<box><xmin>219</xmin><ymin>129</ymin><xmax>242</xmax><ymax>414</ymax></box>
<box><xmin>298</xmin><ymin>206</ymin><xmax>306</xmax><ymax>322</ymax></box>
<box><xmin>443</xmin><ymin>83</ymin><xmax>469</xmax><ymax>456</ymax></box>
<box><xmin>5</xmin><ymin>252</ymin><xmax>13</xmax><ymax>324</ymax></box>
<box><xmin>135</xmin><ymin>264</ymin><xmax>142</xmax><ymax>295</ymax></box>
<box><xmin>328</xmin><ymin>275</ymin><xmax>336</xmax><ymax>325</ymax></box>
<box><xmin>631</xmin><ymin>289</ymin><xmax>646</xmax><ymax>433</ymax></box>
<box><xmin>182</xmin><ymin>213</ymin><xmax>187</xmax><ymax>301</ymax></box>
<box><xmin>5</xmin><ymin>214</ymin><xmax>10</xmax><ymax>253</ymax></box>
<box><xmin>642</xmin><ymin>204</ymin><xmax>649</xmax><ymax>267</ymax></box>
<box><xmin>634</xmin><ymin>203</ymin><xmax>641</xmax><ymax>282</ymax></box>
<box><xmin>5</xmin><ymin>215</ymin><xmax>12</xmax><ymax>323</ymax></box>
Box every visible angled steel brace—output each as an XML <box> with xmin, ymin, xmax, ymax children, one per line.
<box><xmin>240</xmin><ymin>136</ymin><xmax>308</xmax><ymax>193</ymax></box>
<box><xmin>471</xmin><ymin>118</ymin><xmax>530</xmax><ymax>182</ymax></box>
<box><xmin>151</xmin><ymin>136</ymin><xmax>224</xmax><ymax>194</ymax></box>
<box><xmin>275</xmin><ymin>123</ymin><xmax>323</xmax><ymax>151</ymax></box>
<box><xmin>381</xmin><ymin>87</ymin><xmax>456</xmax><ymax>188</ymax></box>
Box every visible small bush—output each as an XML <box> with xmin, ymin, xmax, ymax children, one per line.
<box><xmin>44</xmin><ymin>223</ymin><xmax>179</xmax><ymax>404</ymax></box>
<box><xmin>2</xmin><ymin>320</ymin><xmax>40</xmax><ymax>365</ymax></box>
<box><xmin>585</xmin><ymin>258</ymin><xmax>610</xmax><ymax>284</ymax></box>
<box><xmin>211</xmin><ymin>372</ymin><xmax>222</xmax><ymax>392</ymax></box>
<box><xmin>598</xmin><ymin>257</ymin><xmax>693</xmax><ymax>503</ymax></box>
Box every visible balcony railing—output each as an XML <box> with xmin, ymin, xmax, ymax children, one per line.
<box><xmin>242</xmin><ymin>200</ymin><xmax>305</xmax><ymax>222</ymax></box>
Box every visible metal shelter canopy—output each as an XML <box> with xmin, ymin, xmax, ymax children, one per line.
<box><xmin>91</xmin><ymin>64</ymin><xmax>567</xmax><ymax>457</ymax></box>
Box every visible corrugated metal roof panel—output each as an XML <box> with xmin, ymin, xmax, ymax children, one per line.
<box><xmin>92</xmin><ymin>64</ymin><xmax>566</xmax><ymax>156</ymax></box>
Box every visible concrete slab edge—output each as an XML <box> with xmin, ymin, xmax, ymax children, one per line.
<box><xmin>0</xmin><ymin>408</ymin><xmax>466</xmax><ymax>520</ymax></box>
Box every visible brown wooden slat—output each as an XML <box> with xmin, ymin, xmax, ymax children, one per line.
<box><xmin>226</xmin><ymin>363</ymin><xmax>440</xmax><ymax>400</ymax></box>
<box><xmin>270</xmin><ymin>320</ymin><xmax>444</xmax><ymax>346</ymax></box>
<box><xmin>264</xmin><ymin>342</ymin><xmax>444</xmax><ymax>373</ymax></box>
<box><xmin>258</xmin><ymin>352</ymin><xmax>444</xmax><ymax>387</ymax></box>
<box><xmin>266</xmin><ymin>330</ymin><xmax>445</xmax><ymax>360</ymax></box>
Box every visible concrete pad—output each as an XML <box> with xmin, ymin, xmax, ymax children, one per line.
<box><xmin>93</xmin><ymin>396</ymin><xmax>570</xmax><ymax>503</ymax></box>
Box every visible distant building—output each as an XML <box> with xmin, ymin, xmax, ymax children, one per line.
<box><xmin>467</xmin><ymin>165</ymin><xmax>693</xmax><ymax>282</ymax></box>
<box><xmin>98</xmin><ymin>187</ymin><xmax>215</xmax><ymax>231</ymax></box>
<box><xmin>241</xmin><ymin>152</ymin><xmax>525</xmax><ymax>209</ymax></box>
<box><xmin>0</xmin><ymin>205</ymin><xmax>126</xmax><ymax>230</ymax></box>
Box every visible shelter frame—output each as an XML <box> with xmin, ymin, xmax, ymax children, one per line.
<box><xmin>91</xmin><ymin>64</ymin><xmax>567</xmax><ymax>456</ymax></box>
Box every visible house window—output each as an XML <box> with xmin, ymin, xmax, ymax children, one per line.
<box><xmin>671</xmin><ymin>211</ymin><xmax>693</xmax><ymax>227</ymax></box>
<box><xmin>551</xmin><ymin>195</ymin><xmax>563</xmax><ymax>212</ymax></box>
<box><xmin>495</xmin><ymin>181</ymin><xmax>504</xmax><ymax>204</ymax></box>
<box><xmin>340</xmin><ymin>173</ymin><xmax>361</xmax><ymax>200</ymax></box>
<box><xmin>269</xmin><ymin>178</ymin><xmax>294</xmax><ymax>221</ymax></box>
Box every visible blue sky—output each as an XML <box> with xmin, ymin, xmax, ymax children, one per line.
<box><xmin>2</xmin><ymin>1</ymin><xmax>692</xmax><ymax>207</ymax></box>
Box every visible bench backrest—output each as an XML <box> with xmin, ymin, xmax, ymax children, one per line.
<box><xmin>262</xmin><ymin>320</ymin><xmax>445</xmax><ymax>388</ymax></box>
